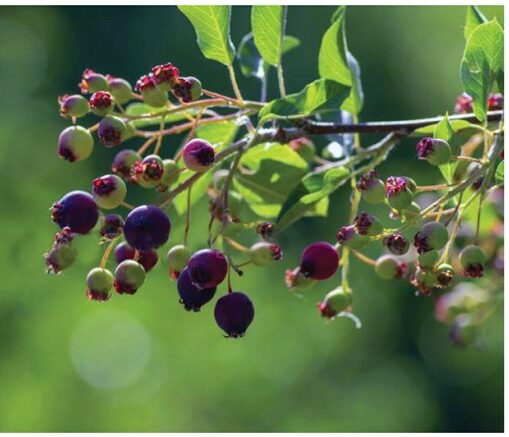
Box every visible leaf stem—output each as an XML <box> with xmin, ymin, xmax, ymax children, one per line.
<box><xmin>277</xmin><ymin>64</ymin><xmax>286</xmax><ymax>97</ymax></box>
<box><xmin>227</xmin><ymin>65</ymin><xmax>244</xmax><ymax>104</ymax></box>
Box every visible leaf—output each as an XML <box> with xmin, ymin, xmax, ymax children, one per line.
<box><xmin>496</xmin><ymin>160</ymin><xmax>504</xmax><ymax>183</ymax></box>
<box><xmin>464</xmin><ymin>6</ymin><xmax>487</xmax><ymax>40</ymax></box>
<box><xmin>277</xmin><ymin>166</ymin><xmax>350</xmax><ymax>231</ymax></box>
<box><xmin>282</xmin><ymin>35</ymin><xmax>300</xmax><ymax>54</ymax></box>
<box><xmin>318</xmin><ymin>6</ymin><xmax>363</xmax><ymax>114</ymax></box>
<box><xmin>413</xmin><ymin>119</ymin><xmax>484</xmax><ymax>136</ymax></box>
<box><xmin>434</xmin><ymin>114</ymin><xmax>461</xmax><ymax>184</ymax></box>
<box><xmin>251</xmin><ymin>6</ymin><xmax>286</xmax><ymax>66</ymax></box>
<box><xmin>195</xmin><ymin>120</ymin><xmax>238</xmax><ymax>151</ymax></box>
<box><xmin>178</xmin><ymin>6</ymin><xmax>235</xmax><ymax>66</ymax></box>
<box><xmin>125</xmin><ymin>103</ymin><xmax>192</xmax><ymax>128</ymax></box>
<box><xmin>460</xmin><ymin>19</ymin><xmax>504</xmax><ymax>122</ymax></box>
<box><xmin>232</xmin><ymin>143</ymin><xmax>308</xmax><ymax>218</ymax></box>
<box><xmin>258</xmin><ymin>78</ymin><xmax>350</xmax><ymax>124</ymax></box>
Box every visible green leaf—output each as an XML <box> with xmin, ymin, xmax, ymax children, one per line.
<box><xmin>464</xmin><ymin>6</ymin><xmax>487</xmax><ymax>40</ymax></box>
<box><xmin>195</xmin><ymin>120</ymin><xmax>238</xmax><ymax>151</ymax></box>
<box><xmin>433</xmin><ymin>114</ymin><xmax>461</xmax><ymax>184</ymax></box>
<box><xmin>125</xmin><ymin>103</ymin><xmax>192</xmax><ymax>128</ymax></box>
<box><xmin>178</xmin><ymin>6</ymin><xmax>235</xmax><ymax>65</ymax></box>
<box><xmin>258</xmin><ymin>78</ymin><xmax>350</xmax><ymax>124</ymax></box>
<box><xmin>277</xmin><ymin>165</ymin><xmax>350</xmax><ymax>231</ymax></box>
<box><xmin>251</xmin><ymin>6</ymin><xmax>286</xmax><ymax>66</ymax></box>
<box><xmin>233</xmin><ymin>142</ymin><xmax>308</xmax><ymax>218</ymax></box>
<box><xmin>413</xmin><ymin>119</ymin><xmax>484</xmax><ymax>136</ymax></box>
<box><xmin>282</xmin><ymin>35</ymin><xmax>300</xmax><ymax>54</ymax></box>
<box><xmin>460</xmin><ymin>19</ymin><xmax>504</xmax><ymax>122</ymax></box>
<box><xmin>496</xmin><ymin>160</ymin><xmax>504</xmax><ymax>183</ymax></box>
<box><xmin>318</xmin><ymin>6</ymin><xmax>363</xmax><ymax>114</ymax></box>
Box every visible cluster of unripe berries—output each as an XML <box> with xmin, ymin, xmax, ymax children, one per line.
<box><xmin>454</xmin><ymin>92</ymin><xmax>504</xmax><ymax>114</ymax></box>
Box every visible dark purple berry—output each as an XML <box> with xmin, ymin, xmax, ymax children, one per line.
<box><xmin>51</xmin><ymin>191</ymin><xmax>99</xmax><ymax>235</ymax></box>
<box><xmin>383</xmin><ymin>233</ymin><xmax>409</xmax><ymax>255</ymax></box>
<box><xmin>214</xmin><ymin>292</ymin><xmax>255</xmax><ymax>338</ymax></box>
<box><xmin>300</xmin><ymin>242</ymin><xmax>339</xmax><ymax>280</ymax></box>
<box><xmin>177</xmin><ymin>267</ymin><xmax>216</xmax><ymax>311</ymax></box>
<box><xmin>182</xmin><ymin>139</ymin><xmax>215</xmax><ymax>172</ymax></box>
<box><xmin>151</xmin><ymin>63</ymin><xmax>180</xmax><ymax>91</ymax></box>
<box><xmin>114</xmin><ymin>241</ymin><xmax>158</xmax><ymax>273</ymax></box>
<box><xmin>123</xmin><ymin>205</ymin><xmax>170</xmax><ymax>251</ymax></box>
<box><xmin>171</xmin><ymin>76</ymin><xmax>202</xmax><ymax>103</ymax></box>
<box><xmin>99</xmin><ymin>214</ymin><xmax>124</xmax><ymax>239</ymax></box>
<box><xmin>112</xmin><ymin>149</ymin><xmax>141</xmax><ymax>180</ymax></box>
<box><xmin>188</xmin><ymin>249</ymin><xmax>228</xmax><ymax>289</ymax></box>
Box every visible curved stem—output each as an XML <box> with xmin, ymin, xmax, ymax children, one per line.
<box><xmin>227</xmin><ymin>65</ymin><xmax>244</xmax><ymax>104</ymax></box>
<box><xmin>100</xmin><ymin>239</ymin><xmax>117</xmax><ymax>269</ymax></box>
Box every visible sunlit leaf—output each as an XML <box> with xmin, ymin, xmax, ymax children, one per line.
<box><xmin>495</xmin><ymin>160</ymin><xmax>504</xmax><ymax>183</ymax></box>
<box><xmin>464</xmin><ymin>5</ymin><xmax>487</xmax><ymax>40</ymax></box>
<box><xmin>251</xmin><ymin>6</ymin><xmax>286</xmax><ymax>66</ymax></box>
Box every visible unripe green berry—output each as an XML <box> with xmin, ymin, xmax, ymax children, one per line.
<box><xmin>157</xmin><ymin>159</ymin><xmax>180</xmax><ymax>191</ymax></box>
<box><xmin>356</xmin><ymin>170</ymin><xmax>386</xmax><ymax>205</ymax></box>
<box><xmin>92</xmin><ymin>174</ymin><xmax>127</xmax><ymax>209</ymax></box>
<box><xmin>449</xmin><ymin>314</ymin><xmax>479</xmax><ymax>347</ymax></box>
<box><xmin>58</xmin><ymin>125</ymin><xmax>94</xmax><ymax>163</ymax></box>
<box><xmin>411</xmin><ymin>267</ymin><xmax>436</xmax><ymax>295</ymax></box>
<box><xmin>417</xmin><ymin>250</ymin><xmax>439</xmax><ymax>269</ymax></box>
<box><xmin>172</xmin><ymin>77</ymin><xmax>203</xmax><ymax>103</ymax></box>
<box><xmin>386</xmin><ymin>176</ymin><xmax>414</xmax><ymax>210</ymax></box>
<box><xmin>417</xmin><ymin>137</ymin><xmax>452</xmax><ymax>166</ymax></box>
<box><xmin>375</xmin><ymin>254</ymin><xmax>405</xmax><ymax>280</ymax></box>
<box><xmin>436</xmin><ymin>263</ymin><xmax>455</xmax><ymax>288</ymax></box>
<box><xmin>45</xmin><ymin>243</ymin><xmax>77</xmax><ymax>274</ymax></box>
<box><xmin>108</xmin><ymin>77</ymin><xmax>133</xmax><ymax>104</ymax></box>
<box><xmin>167</xmin><ymin>244</ymin><xmax>191</xmax><ymax>279</ymax></box>
<box><xmin>86</xmin><ymin>267</ymin><xmax>114</xmax><ymax>301</ymax></box>
<box><xmin>459</xmin><ymin>245</ymin><xmax>486</xmax><ymax>278</ymax></box>
<box><xmin>144</xmin><ymin>88</ymin><xmax>168</xmax><ymax>108</ymax></box>
<box><xmin>288</xmin><ymin>137</ymin><xmax>316</xmax><ymax>162</ymax></box>
<box><xmin>59</xmin><ymin>94</ymin><xmax>89</xmax><ymax>118</ymax></box>
<box><xmin>249</xmin><ymin>242</ymin><xmax>283</xmax><ymax>267</ymax></box>
<box><xmin>98</xmin><ymin>116</ymin><xmax>128</xmax><ymax>148</ymax></box>
<box><xmin>337</xmin><ymin>225</ymin><xmax>369</xmax><ymax>250</ymax></box>
<box><xmin>317</xmin><ymin>287</ymin><xmax>353</xmax><ymax>319</ymax></box>
<box><xmin>114</xmin><ymin>260</ymin><xmax>146</xmax><ymax>295</ymax></box>
<box><xmin>80</xmin><ymin>69</ymin><xmax>109</xmax><ymax>94</ymax></box>
<box><xmin>414</xmin><ymin>221</ymin><xmax>448</xmax><ymax>254</ymax></box>
<box><xmin>135</xmin><ymin>154</ymin><xmax>165</xmax><ymax>189</ymax></box>
<box><xmin>353</xmin><ymin>212</ymin><xmax>383</xmax><ymax>237</ymax></box>
<box><xmin>285</xmin><ymin>268</ymin><xmax>317</xmax><ymax>291</ymax></box>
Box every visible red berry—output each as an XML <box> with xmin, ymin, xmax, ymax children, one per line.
<box><xmin>300</xmin><ymin>242</ymin><xmax>339</xmax><ymax>280</ymax></box>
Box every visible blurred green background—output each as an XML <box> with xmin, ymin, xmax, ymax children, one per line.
<box><xmin>0</xmin><ymin>5</ymin><xmax>504</xmax><ymax>432</ymax></box>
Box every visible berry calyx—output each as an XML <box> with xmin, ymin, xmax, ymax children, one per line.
<box><xmin>337</xmin><ymin>225</ymin><xmax>369</xmax><ymax>250</ymax></box>
<box><xmin>114</xmin><ymin>241</ymin><xmax>158</xmax><ymax>273</ymax></box>
<box><xmin>459</xmin><ymin>244</ymin><xmax>486</xmax><ymax>278</ymax></box>
<box><xmin>99</xmin><ymin>214</ymin><xmax>124</xmax><ymax>239</ymax></box>
<box><xmin>167</xmin><ymin>244</ymin><xmax>191</xmax><ymax>279</ymax></box>
<box><xmin>383</xmin><ymin>233</ymin><xmax>409</xmax><ymax>255</ymax></box>
<box><xmin>187</xmin><ymin>249</ymin><xmax>228</xmax><ymax>289</ymax></box>
<box><xmin>135</xmin><ymin>74</ymin><xmax>168</xmax><ymax>108</ymax></box>
<box><xmin>176</xmin><ymin>267</ymin><xmax>216</xmax><ymax>311</ymax></box>
<box><xmin>356</xmin><ymin>170</ymin><xmax>386</xmax><ymax>204</ymax></box>
<box><xmin>123</xmin><ymin>205</ymin><xmax>171</xmax><ymax>251</ymax></box>
<box><xmin>151</xmin><ymin>63</ymin><xmax>180</xmax><ymax>91</ymax></box>
<box><xmin>249</xmin><ymin>242</ymin><xmax>283</xmax><ymax>266</ymax></box>
<box><xmin>299</xmin><ymin>242</ymin><xmax>339</xmax><ymax>280</ymax></box>
<box><xmin>112</xmin><ymin>149</ymin><xmax>141</xmax><ymax>180</ymax></box>
<box><xmin>416</xmin><ymin>137</ymin><xmax>452</xmax><ymax>166</ymax></box>
<box><xmin>92</xmin><ymin>174</ymin><xmax>127</xmax><ymax>209</ymax></box>
<box><xmin>214</xmin><ymin>292</ymin><xmax>255</xmax><ymax>338</ymax></box>
<box><xmin>171</xmin><ymin>76</ymin><xmax>202</xmax><ymax>103</ymax></box>
<box><xmin>134</xmin><ymin>154</ymin><xmax>164</xmax><ymax>188</ymax></box>
<box><xmin>317</xmin><ymin>287</ymin><xmax>353</xmax><ymax>319</ymax></box>
<box><xmin>182</xmin><ymin>139</ymin><xmax>215</xmax><ymax>172</ymax></box>
<box><xmin>98</xmin><ymin>116</ymin><xmax>127</xmax><ymax>148</ymax></box>
<box><xmin>114</xmin><ymin>260</ymin><xmax>146</xmax><ymax>295</ymax></box>
<box><xmin>353</xmin><ymin>211</ymin><xmax>383</xmax><ymax>236</ymax></box>
<box><xmin>157</xmin><ymin>159</ymin><xmax>179</xmax><ymax>191</ymax></box>
<box><xmin>413</xmin><ymin>221</ymin><xmax>448</xmax><ymax>254</ymax></box>
<box><xmin>51</xmin><ymin>191</ymin><xmax>99</xmax><ymax>235</ymax></box>
<box><xmin>59</xmin><ymin>94</ymin><xmax>89</xmax><ymax>118</ymax></box>
<box><xmin>89</xmin><ymin>91</ymin><xmax>113</xmax><ymax>117</ymax></box>
<box><xmin>107</xmin><ymin>76</ymin><xmax>133</xmax><ymax>104</ymax></box>
<box><xmin>436</xmin><ymin>263</ymin><xmax>455</xmax><ymax>288</ymax></box>
<box><xmin>79</xmin><ymin>69</ymin><xmax>109</xmax><ymax>94</ymax></box>
<box><xmin>57</xmin><ymin>125</ymin><xmax>94</xmax><ymax>163</ymax></box>
<box><xmin>86</xmin><ymin>267</ymin><xmax>114</xmax><ymax>301</ymax></box>
<box><xmin>256</xmin><ymin>221</ymin><xmax>275</xmax><ymax>240</ymax></box>
<box><xmin>375</xmin><ymin>254</ymin><xmax>406</xmax><ymax>280</ymax></box>
<box><xmin>385</xmin><ymin>176</ymin><xmax>414</xmax><ymax>210</ymax></box>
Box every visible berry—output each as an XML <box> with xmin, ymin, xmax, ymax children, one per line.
<box><xmin>288</xmin><ymin>137</ymin><xmax>316</xmax><ymax>162</ymax></box>
<box><xmin>454</xmin><ymin>93</ymin><xmax>473</xmax><ymax>114</ymax></box>
<box><xmin>413</xmin><ymin>221</ymin><xmax>448</xmax><ymax>254</ymax></box>
<box><xmin>214</xmin><ymin>292</ymin><xmax>255</xmax><ymax>338</ymax></box>
<box><xmin>112</xmin><ymin>149</ymin><xmax>141</xmax><ymax>180</ymax></box>
<box><xmin>410</xmin><ymin>267</ymin><xmax>436</xmax><ymax>295</ymax></box>
<box><xmin>171</xmin><ymin>76</ymin><xmax>202</xmax><ymax>103</ymax></box>
<box><xmin>99</xmin><ymin>214</ymin><xmax>124</xmax><ymax>239</ymax></box>
<box><xmin>57</xmin><ymin>125</ymin><xmax>94</xmax><ymax>163</ymax></box>
<box><xmin>337</xmin><ymin>225</ymin><xmax>369</xmax><ymax>250</ymax></box>
<box><xmin>383</xmin><ymin>233</ymin><xmax>409</xmax><ymax>255</ymax></box>
<box><xmin>385</xmin><ymin>176</ymin><xmax>414</xmax><ymax>210</ymax></box>
<box><xmin>114</xmin><ymin>241</ymin><xmax>158</xmax><ymax>273</ymax></box>
<box><xmin>375</xmin><ymin>255</ymin><xmax>406</xmax><ymax>280</ymax></box>
<box><xmin>249</xmin><ymin>242</ymin><xmax>283</xmax><ymax>266</ymax></box>
<box><xmin>59</xmin><ymin>94</ymin><xmax>89</xmax><ymax>118</ymax></box>
<box><xmin>285</xmin><ymin>268</ymin><xmax>317</xmax><ymax>290</ymax></box>
<box><xmin>317</xmin><ymin>287</ymin><xmax>353</xmax><ymax>319</ymax></box>
<box><xmin>353</xmin><ymin>212</ymin><xmax>383</xmax><ymax>237</ymax></box>
<box><xmin>434</xmin><ymin>283</ymin><xmax>489</xmax><ymax>323</ymax></box>
<box><xmin>51</xmin><ymin>191</ymin><xmax>99</xmax><ymax>235</ymax></box>
<box><xmin>98</xmin><ymin>116</ymin><xmax>127</xmax><ymax>148</ymax></box>
<box><xmin>449</xmin><ymin>314</ymin><xmax>478</xmax><ymax>347</ymax></box>
<box><xmin>436</xmin><ymin>263</ymin><xmax>455</xmax><ymax>288</ymax></box>
<box><xmin>134</xmin><ymin>154</ymin><xmax>164</xmax><ymax>188</ymax></box>
<box><xmin>300</xmin><ymin>242</ymin><xmax>339</xmax><ymax>280</ymax></box>
<box><xmin>135</xmin><ymin>74</ymin><xmax>168</xmax><ymax>107</ymax></box>
<box><xmin>92</xmin><ymin>174</ymin><xmax>127</xmax><ymax>209</ymax></box>
<box><xmin>187</xmin><ymin>249</ymin><xmax>228</xmax><ymax>289</ymax></box>
<box><xmin>166</xmin><ymin>244</ymin><xmax>191</xmax><ymax>279</ymax></box>
<box><xmin>151</xmin><ymin>63</ymin><xmax>180</xmax><ymax>91</ymax></box>
<box><xmin>86</xmin><ymin>267</ymin><xmax>114</xmax><ymax>301</ymax></box>
<box><xmin>256</xmin><ymin>221</ymin><xmax>275</xmax><ymax>240</ymax></box>
<box><xmin>459</xmin><ymin>244</ymin><xmax>486</xmax><ymax>278</ymax></box>
<box><xmin>79</xmin><ymin>69</ymin><xmax>109</xmax><ymax>94</ymax></box>
<box><xmin>356</xmin><ymin>170</ymin><xmax>386</xmax><ymax>205</ymax></box>
<box><xmin>488</xmin><ymin>93</ymin><xmax>504</xmax><ymax>110</ymax></box>
<box><xmin>416</xmin><ymin>137</ymin><xmax>452</xmax><ymax>166</ymax></box>
<box><xmin>176</xmin><ymin>267</ymin><xmax>216</xmax><ymax>311</ymax></box>
<box><xmin>157</xmin><ymin>159</ymin><xmax>180</xmax><ymax>191</ymax></box>
<box><xmin>107</xmin><ymin>76</ymin><xmax>133</xmax><ymax>104</ymax></box>
<box><xmin>124</xmin><ymin>205</ymin><xmax>171</xmax><ymax>251</ymax></box>
<box><xmin>417</xmin><ymin>250</ymin><xmax>439</xmax><ymax>269</ymax></box>
<box><xmin>182</xmin><ymin>139</ymin><xmax>215</xmax><ymax>172</ymax></box>
<box><xmin>114</xmin><ymin>260</ymin><xmax>146</xmax><ymax>295</ymax></box>
<box><xmin>45</xmin><ymin>242</ymin><xmax>77</xmax><ymax>274</ymax></box>
<box><xmin>89</xmin><ymin>91</ymin><xmax>113</xmax><ymax>117</ymax></box>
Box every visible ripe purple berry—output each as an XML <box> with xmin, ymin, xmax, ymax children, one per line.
<box><xmin>214</xmin><ymin>292</ymin><xmax>255</xmax><ymax>338</ymax></box>
<box><xmin>337</xmin><ymin>225</ymin><xmax>369</xmax><ymax>250</ymax></box>
<box><xmin>385</xmin><ymin>176</ymin><xmax>414</xmax><ymax>210</ymax></box>
<box><xmin>99</xmin><ymin>214</ymin><xmax>124</xmax><ymax>239</ymax></box>
<box><xmin>112</xmin><ymin>149</ymin><xmax>141</xmax><ymax>180</ymax></box>
<box><xmin>375</xmin><ymin>255</ymin><xmax>406</xmax><ymax>280</ymax></box>
<box><xmin>135</xmin><ymin>74</ymin><xmax>168</xmax><ymax>108</ymax></box>
<box><xmin>89</xmin><ymin>91</ymin><xmax>114</xmax><ymax>117</ymax></box>
<box><xmin>79</xmin><ymin>69</ymin><xmax>109</xmax><ymax>94</ymax></box>
<box><xmin>353</xmin><ymin>211</ymin><xmax>383</xmax><ymax>236</ymax></box>
<box><xmin>167</xmin><ymin>244</ymin><xmax>191</xmax><ymax>280</ymax></box>
<box><xmin>300</xmin><ymin>242</ymin><xmax>339</xmax><ymax>280</ymax></box>
<box><xmin>416</xmin><ymin>137</ymin><xmax>451</xmax><ymax>166</ymax></box>
<box><xmin>58</xmin><ymin>125</ymin><xmax>94</xmax><ymax>163</ymax></box>
<box><xmin>51</xmin><ymin>191</ymin><xmax>99</xmax><ymax>235</ymax></box>
<box><xmin>114</xmin><ymin>260</ymin><xmax>146</xmax><ymax>295</ymax></box>
<box><xmin>59</xmin><ymin>94</ymin><xmax>89</xmax><ymax>118</ymax></box>
<box><xmin>151</xmin><ymin>63</ymin><xmax>180</xmax><ymax>91</ymax></box>
<box><xmin>317</xmin><ymin>287</ymin><xmax>353</xmax><ymax>319</ymax></box>
<box><xmin>177</xmin><ymin>267</ymin><xmax>216</xmax><ymax>311</ymax></box>
<box><xmin>188</xmin><ymin>249</ymin><xmax>228</xmax><ymax>289</ymax></box>
<box><xmin>107</xmin><ymin>75</ymin><xmax>133</xmax><ymax>104</ymax></box>
<box><xmin>356</xmin><ymin>170</ymin><xmax>386</xmax><ymax>205</ymax></box>
<box><xmin>171</xmin><ymin>76</ymin><xmax>202</xmax><ymax>103</ymax></box>
<box><xmin>459</xmin><ymin>245</ymin><xmax>486</xmax><ymax>278</ymax></box>
<box><xmin>413</xmin><ymin>221</ymin><xmax>448</xmax><ymax>254</ymax></box>
<box><xmin>92</xmin><ymin>174</ymin><xmax>127</xmax><ymax>209</ymax></box>
<box><xmin>86</xmin><ymin>267</ymin><xmax>114</xmax><ymax>301</ymax></box>
<box><xmin>249</xmin><ymin>242</ymin><xmax>283</xmax><ymax>267</ymax></box>
<box><xmin>134</xmin><ymin>154</ymin><xmax>164</xmax><ymax>188</ymax></box>
<box><xmin>182</xmin><ymin>139</ymin><xmax>215</xmax><ymax>172</ymax></box>
<box><xmin>114</xmin><ymin>241</ymin><xmax>158</xmax><ymax>273</ymax></box>
<box><xmin>44</xmin><ymin>242</ymin><xmax>77</xmax><ymax>274</ymax></box>
<box><xmin>98</xmin><ymin>116</ymin><xmax>127</xmax><ymax>148</ymax></box>
<box><xmin>124</xmin><ymin>205</ymin><xmax>170</xmax><ymax>251</ymax></box>
<box><xmin>383</xmin><ymin>233</ymin><xmax>409</xmax><ymax>255</ymax></box>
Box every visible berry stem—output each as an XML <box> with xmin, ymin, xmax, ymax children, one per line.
<box><xmin>350</xmin><ymin>249</ymin><xmax>377</xmax><ymax>266</ymax></box>
<box><xmin>99</xmin><ymin>238</ymin><xmax>117</xmax><ymax>269</ymax></box>
<box><xmin>121</xmin><ymin>201</ymin><xmax>135</xmax><ymax>210</ymax></box>
<box><xmin>153</xmin><ymin>116</ymin><xmax>165</xmax><ymax>155</ymax></box>
<box><xmin>223</xmin><ymin>236</ymin><xmax>249</xmax><ymax>252</ymax></box>
<box><xmin>202</xmin><ymin>89</ymin><xmax>241</xmax><ymax>106</ymax></box>
<box><xmin>183</xmin><ymin>185</ymin><xmax>192</xmax><ymax>246</ymax></box>
<box><xmin>137</xmin><ymin>135</ymin><xmax>158</xmax><ymax>155</ymax></box>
